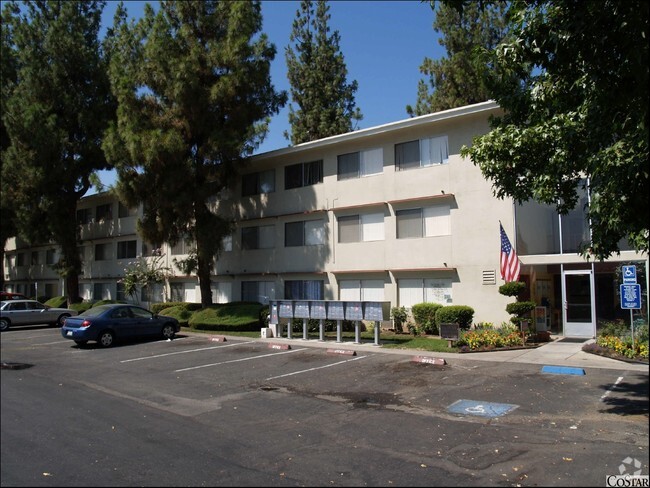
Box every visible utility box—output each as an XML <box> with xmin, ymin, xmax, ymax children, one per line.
<box><xmin>260</xmin><ymin>327</ymin><xmax>273</xmax><ymax>339</ymax></box>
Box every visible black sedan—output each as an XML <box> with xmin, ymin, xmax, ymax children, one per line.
<box><xmin>61</xmin><ymin>303</ymin><xmax>180</xmax><ymax>348</ymax></box>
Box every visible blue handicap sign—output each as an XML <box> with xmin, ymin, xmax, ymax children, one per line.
<box><xmin>620</xmin><ymin>284</ymin><xmax>642</xmax><ymax>309</ymax></box>
<box><xmin>447</xmin><ymin>399</ymin><xmax>519</xmax><ymax>418</ymax></box>
<box><xmin>622</xmin><ymin>265</ymin><xmax>637</xmax><ymax>284</ymax></box>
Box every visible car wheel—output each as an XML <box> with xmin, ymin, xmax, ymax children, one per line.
<box><xmin>0</xmin><ymin>318</ymin><xmax>10</xmax><ymax>332</ymax></box>
<box><xmin>162</xmin><ymin>324</ymin><xmax>176</xmax><ymax>340</ymax></box>
<box><xmin>74</xmin><ymin>340</ymin><xmax>88</xmax><ymax>346</ymax></box>
<box><xmin>97</xmin><ymin>330</ymin><xmax>115</xmax><ymax>348</ymax></box>
<box><xmin>56</xmin><ymin>314</ymin><xmax>71</xmax><ymax>327</ymax></box>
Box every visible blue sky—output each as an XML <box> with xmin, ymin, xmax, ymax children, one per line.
<box><xmin>95</xmin><ymin>0</ymin><xmax>445</xmax><ymax>189</ymax></box>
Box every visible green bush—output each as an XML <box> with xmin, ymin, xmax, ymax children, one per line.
<box><xmin>505</xmin><ymin>301</ymin><xmax>536</xmax><ymax>319</ymax></box>
<box><xmin>435</xmin><ymin>305</ymin><xmax>475</xmax><ymax>330</ymax></box>
<box><xmin>411</xmin><ymin>302</ymin><xmax>443</xmax><ymax>335</ymax></box>
<box><xmin>158</xmin><ymin>305</ymin><xmax>193</xmax><ymax>327</ymax></box>
<box><xmin>390</xmin><ymin>306</ymin><xmax>408</xmax><ymax>333</ymax></box>
<box><xmin>150</xmin><ymin>302</ymin><xmax>202</xmax><ymax>314</ymax></box>
<box><xmin>91</xmin><ymin>299</ymin><xmax>126</xmax><ymax>307</ymax></box>
<box><xmin>498</xmin><ymin>281</ymin><xmax>526</xmax><ymax>298</ymax></box>
<box><xmin>69</xmin><ymin>302</ymin><xmax>93</xmax><ymax>313</ymax></box>
<box><xmin>189</xmin><ymin>302</ymin><xmax>264</xmax><ymax>332</ymax></box>
<box><xmin>45</xmin><ymin>296</ymin><xmax>68</xmax><ymax>308</ymax></box>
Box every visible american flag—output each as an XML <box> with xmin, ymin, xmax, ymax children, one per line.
<box><xmin>500</xmin><ymin>223</ymin><xmax>521</xmax><ymax>282</ymax></box>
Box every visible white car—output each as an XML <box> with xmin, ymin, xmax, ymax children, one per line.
<box><xmin>0</xmin><ymin>299</ymin><xmax>78</xmax><ymax>331</ymax></box>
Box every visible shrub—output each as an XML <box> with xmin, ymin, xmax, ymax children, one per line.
<box><xmin>91</xmin><ymin>299</ymin><xmax>126</xmax><ymax>307</ymax></box>
<box><xmin>189</xmin><ymin>302</ymin><xmax>264</xmax><ymax>332</ymax></box>
<box><xmin>45</xmin><ymin>296</ymin><xmax>68</xmax><ymax>308</ymax></box>
<box><xmin>150</xmin><ymin>301</ymin><xmax>202</xmax><ymax>314</ymax></box>
<box><xmin>390</xmin><ymin>306</ymin><xmax>408</xmax><ymax>333</ymax></box>
<box><xmin>411</xmin><ymin>302</ymin><xmax>443</xmax><ymax>335</ymax></box>
<box><xmin>69</xmin><ymin>302</ymin><xmax>93</xmax><ymax>313</ymax></box>
<box><xmin>158</xmin><ymin>305</ymin><xmax>194</xmax><ymax>327</ymax></box>
<box><xmin>435</xmin><ymin>305</ymin><xmax>474</xmax><ymax>329</ymax></box>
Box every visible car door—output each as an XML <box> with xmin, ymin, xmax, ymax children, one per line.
<box><xmin>27</xmin><ymin>301</ymin><xmax>54</xmax><ymax>324</ymax></box>
<box><xmin>6</xmin><ymin>301</ymin><xmax>28</xmax><ymax>325</ymax></box>
<box><xmin>128</xmin><ymin>306</ymin><xmax>158</xmax><ymax>336</ymax></box>
<box><xmin>108</xmin><ymin>306</ymin><xmax>139</xmax><ymax>338</ymax></box>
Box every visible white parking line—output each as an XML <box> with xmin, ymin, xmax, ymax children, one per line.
<box><xmin>121</xmin><ymin>340</ymin><xmax>258</xmax><ymax>363</ymax></box>
<box><xmin>266</xmin><ymin>355</ymin><xmax>369</xmax><ymax>380</ymax></box>
<box><xmin>32</xmin><ymin>340</ymin><xmax>72</xmax><ymax>346</ymax></box>
<box><xmin>600</xmin><ymin>376</ymin><xmax>624</xmax><ymax>401</ymax></box>
<box><xmin>174</xmin><ymin>348</ymin><xmax>308</xmax><ymax>372</ymax></box>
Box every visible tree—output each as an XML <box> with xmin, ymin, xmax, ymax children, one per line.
<box><xmin>1</xmin><ymin>0</ymin><xmax>115</xmax><ymax>302</ymax></box>
<box><xmin>407</xmin><ymin>1</ymin><xmax>509</xmax><ymax>116</ymax></box>
<box><xmin>103</xmin><ymin>1</ymin><xmax>286</xmax><ymax>307</ymax></box>
<box><xmin>285</xmin><ymin>0</ymin><xmax>362</xmax><ymax>145</ymax></box>
<box><xmin>449</xmin><ymin>0</ymin><xmax>649</xmax><ymax>260</ymax></box>
<box><xmin>0</xmin><ymin>3</ymin><xmax>19</xmax><ymax>291</ymax></box>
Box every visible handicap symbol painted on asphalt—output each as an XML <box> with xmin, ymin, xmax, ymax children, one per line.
<box><xmin>448</xmin><ymin>399</ymin><xmax>519</xmax><ymax>418</ymax></box>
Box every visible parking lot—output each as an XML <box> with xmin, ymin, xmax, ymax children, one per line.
<box><xmin>2</xmin><ymin>327</ymin><xmax>648</xmax><ymax>487</ymax></box>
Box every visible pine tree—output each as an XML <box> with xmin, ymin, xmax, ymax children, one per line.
<box><xmin>285</xmin><ymin>0</ymin><xmax>362</xmax><ymax>145</ymax></box>
<box><xmin>407</xmin><ymin>1</ymin><xmax>509</xmax><ymax>116</ymax></box>
<box><xmin>103</xmin><ymin>1</ymin><xmax>286</xmax><ymax>306</ymax></box>
<box><xmin>1</xmin><ymin>0</ymin><xmax>114</xmax><ymax>301</ymax></box>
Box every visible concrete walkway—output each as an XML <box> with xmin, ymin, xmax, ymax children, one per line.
<box><xmin>248</xmin><ymin>334</ymin><xmax>649</xmax><ymax>373</ymax></box>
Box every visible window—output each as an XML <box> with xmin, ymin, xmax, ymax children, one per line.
<box><xmin>222</xmin><ymin>235</ymin><xmax>232</xmax><ymax>252</ymax></box>
<box><xmin>77</xmin><ymin>208</ymin><xmax>92</xmax><ymax>224</ymax></box>
<box><xmin>396</xmin><ymin>205</ymin><xmax>450</xmax><ymax>239</ymax></box>
<box><xmin>285</xmin><ymin>160</ymin><xmax>323</xmax><ymax>189</ymax></box>
<box><xmin>46</xmin><ymin>249</ymin><xmax>56</xmax><ymax>265</ymax></box>
<box><xmin>170</xmin><ymin>283</ymin><xmax>184</xmax><ymax>302</ymax></box>
<box><xmin>395</xmin><ymin>135</ymin><xmax>448</xmax><ymax>170</ymax></box>
<box><xmin>241</xmin><ymin>225</ymin><xmax>275</xmax><ymax>250</ymax></box>
<box><xmin>338</xmin><ymin>213</ymin><xmax>384</xmax><ymax>243</ymax></box>
<box><xmin>96</xmin><ymin>203</ymin><xmax>113</xmax><ymax>222</ymax></box>
<box><xmin>45</xmin><ymin>283</ymin><xmax>56</xmax><ymax>298</ymax></box>
<box><xmin>398</xmin><ymin>278</ymin><xmax>452</xmax><ymax>308</ymax></box>
<box><xmin>31</xmin><ymin>251</ymin><xmax>39</xmax><ymax>265</ymax></box>
<box><xmin>337</xmin><ymin>148</ymin><xmax>383</xmax><ymax>180</ymax></box>
<box><xmin>171</xmin><ymin>237</ymin><xmax>194</xmax><ymax>255</ymax></box>
<box><xmin>241</xmin><ymin>281</ymin><xmax>275</xmax><ymax>303</ymax></box>
<box><xmin>284</xmin><ymin>280</ymin><xmax>323</xmax><ymax>300</ymax></box>
<box><xmin>94</xmin><ymin>243</ymin><xmax>111</xmax><ymax>261</ymax></box>
<box><xmin>339</xmin><ymin>280</ymin><xmax>385</xmax><ymax>301</ymax></box>
<box><xmin>118</xmin><ymin>202</ymin><xmax>138</xmax><ymax>218</ymax></box>
<box><xmin>285</xmin><ymin>220</ymin><xmax>326</xmax><ymax>247</ymax></box>
<box><xmin>142</xmin><ymin>241</ymin><xmax>162</xmax><ymax>257</ymax></box>
<box><xmin>16</xmin><ymin>253</ymin><xmax>25</xmax><ymax>266</ymax></box>
<box><xmin>93</xmin><ymin>283</ymin><xmax>111</xmax><ymax>301</ymax></box>
<box><xmin>117</xmin><ymin>240</ymin><xmax>137</xmax><ymax>259</ymax></box>
<box><xmin>242</xmin><ymin>169</ymin><xmax>275</xmax><ymax>196</ymax></box>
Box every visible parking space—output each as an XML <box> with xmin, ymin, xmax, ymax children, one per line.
<box><xmin>2</xmin><ymin>327</ymin><xmax>648</xmax><ymax>486</ymax></box>
<box><xmin>3</xmin><ymin>328</ymin><xmax>645</xmax><ymax>424</ymax></box>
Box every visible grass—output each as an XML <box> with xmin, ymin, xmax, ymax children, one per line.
<box><xmin>181</xmin><ymin>326</ymin><xmax>459</xmax><ymax>352</ymax></box>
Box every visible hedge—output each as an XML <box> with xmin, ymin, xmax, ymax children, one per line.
<box><xmin>411</xmin><ymin>302</ymin><xmax>443</xmax><ymax>334</ymax></box>
<box><xmin>435</xmin><ymin>305</ymin><xmax>475</xmax><ymax>330</ymax></box>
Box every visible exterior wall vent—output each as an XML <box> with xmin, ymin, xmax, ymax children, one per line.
<box><xmin>482</xmin><ymin>270</ymin><xmax>496</xmax><ymax>285</ymax></box>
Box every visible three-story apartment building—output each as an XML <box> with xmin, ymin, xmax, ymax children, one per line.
<box><xmin>3</xmin><ymin>101</ymin><xmax>647</xmax><ymax>337</ymax></box>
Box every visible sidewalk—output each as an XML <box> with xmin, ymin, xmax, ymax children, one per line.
<box><xmin>246</xmin><ymin>333</ymin><xmax>650</xmax><ymax>373</ymax></box>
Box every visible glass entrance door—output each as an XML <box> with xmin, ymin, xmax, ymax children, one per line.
<box><xmin>562</xmin><ymin>270</ymin><xmax>596</xmax><ymax>337</ymax></box>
